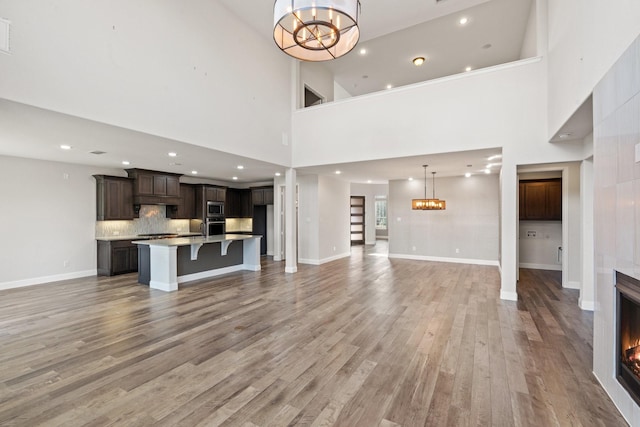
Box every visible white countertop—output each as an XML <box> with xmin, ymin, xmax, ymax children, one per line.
<box><xmin>132</xmin><ymin>234</ymin><xmax>261</xmax><ymax>247</ymax></box>
<box><xmin>96</xmin><ymin>232</ymin><xmax>202</xmax><ymax>242</ymax></box>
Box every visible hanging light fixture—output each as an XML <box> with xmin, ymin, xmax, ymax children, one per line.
<box><xmin>273</xmin><ymin>0</ymin><xmax>361</xmax><ymax>62</ymax></box>
<box><xmin>412</xmin><ymin>165</ymin><xmax>446</xmax><ymax>210</ymax></box>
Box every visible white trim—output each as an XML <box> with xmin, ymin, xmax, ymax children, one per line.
<box><xmin>299</xmin><ymin>252</ymin><xmax>351</xmax><ymax>265</ymax></box>
<box><xmin>579</xmin><ymin>299</ymin><xmax>594</xmax><ymax>311</ymax></box>
<box><xmin>565</xmin><ymin>280</ymin><xmax>581</xmax><ymax>290</ymax></box>
<box><xmin>500</xmin><ymin>290</ymin><xmax>518</xmax><ymax>301</ymax></box>
<box><xmin>592</xmin><ymin>372</ymin><xmax>631</xmax><ymax>426</ymax></box>
<box><xmin>365</xmin><ymin>240</ymin><xmax>376</xmax><ymax>245</ymax></box>
<box><xmin>0</xmin><ymin>269</ymin><xmax>97</xmax><ymax>291</ymax></box>
<box><xmin>519</xmin><ymin>262</ymin><xmax>562</xmax><ymax>271</ymax></box>
<box><xmin>285</xmin><ymin>266</ymin><xmax>298</xmax><ymax>273</ymax></box>
<box><xmin>388</xmin><ymin>253</ymin><xmax>498</xmax><ymax>266</ymax></box>
<box><xmin>177</xmin><ymin>264</ymin><xmax>244</xmax><ymax>284</ymax></box>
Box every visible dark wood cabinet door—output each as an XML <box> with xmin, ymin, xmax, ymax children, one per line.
<box><xmin>546</xmin><ymin>180</ymin><xmax>562</xmax><ymax>220</ymax></box>
<box><xmin>519</xmin><ymin>179</ymin><xmax>562</xmax><ymax>221</ymax></box>
<box><xmin>111</xmin><ymin>247</ymin><xmax>131</xmax><ymax>275</ymax></box>
<box><xmin>226</xmin><ymin>189</ymin><xmax>239</xmax><ymax>217</ymax></box>
<box><xmin>137</xmin><ymin>174</ymin><xmax>154</xmax><ymax>195</ymax></box>
<box><xmin>240</xmin><ymin>189</ymin><xmax>253</xmax><ymax>217</ymax></box>
<box><xmin>205</xmin><ymin>187</ymin><xmax>218</xmax><ymax>202</ymax></box>
<box><xmin>166</xmin><ymin>176</ymin><xmax>180</xmax><ymax>197</ymax></box>
<box><xmin>106</xmin><ymin>179</ymin><xmax>123</xmax><ymax>219</ymax></box>
<box><xmin>263</xmin><ymin>188</ymin><xmax>274</xmax><ymax>205</ymax></box>
<box><xmin>153</xmin><ymin>175</ymin><xmax>167</xmax><ymax>195</ymax></box>
<box><xmin>252</xmin><ymin>189</ymin><xmax>264</xmax><ymax>205</ymax></box>
<box><xmin>215</xmin><ymin>188</ymin><xmax>226</xmax><ymax>202</ymax></box>
<box><xmin>95</xmin><ymin>175</ymin><xmax>134</xmax><ymax>220</ymax></box>
<box><xmin>169</xmin><ymin>184</ymin><xmax>196</xmax><ymax>219</ymax></box>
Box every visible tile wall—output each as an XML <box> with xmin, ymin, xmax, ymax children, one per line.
<box><xmin>593</xmin><ymin>34</ymin><xmax>640</xmax><ymax>425</ymax></box>
<box><xmin>95</xmin><ymin>205</ymin><xmax>191</xmax><ymax>238</ymax></box>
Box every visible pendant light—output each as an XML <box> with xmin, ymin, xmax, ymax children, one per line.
<box><xmin>273</xmin><ymin>0</ymin><xmax>361</xmax><ymax>62</ymax></box>
<box><xmin>412</xmin><ymin>165</ymin><xmax>446</xmax><ymax>210</ymax></box>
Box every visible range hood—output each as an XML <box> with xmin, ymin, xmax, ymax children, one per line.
<box><xmin>126</xmin><ymin>168</ymin><xmax>182</xmax><ymax>207</ymax></box>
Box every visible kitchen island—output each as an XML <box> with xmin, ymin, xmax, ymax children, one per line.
<box><xmin>133</xmin><ymin>234</ymin><xmax>261</xmax><ymax>292</ymax></box>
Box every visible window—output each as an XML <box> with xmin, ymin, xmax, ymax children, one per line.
<box><xmin>375</xmin><ymin>199</ymin><xmax>387</xmax><ymax>230</ymax></box>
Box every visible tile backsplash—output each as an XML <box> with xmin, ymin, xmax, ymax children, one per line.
<box><xmin>226</xmin><ymin>218</ymin><xmax>253</xmax><ymax>232</ymax></box>
<box><xmin>95</xmin><ymin>205</ymin><xmax>191</xmax><ymax>237</ymax></box>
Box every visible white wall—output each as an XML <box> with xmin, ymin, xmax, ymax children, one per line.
<box><xmin>0</xmin><ymin>156</ymin><xmax>122</xmax><ymax>288</ymax></box>
<box><xmin>593</xmin><ymin>34</ymin><xmax>640</xmax><ymax>426</ymax></box>
<box><xmin>388</xmin><ymin>174</ymin><xmax>499</xmax><ymax>264</ymax></box>
<box><xmin>518</xmin><ymin>221</ymin><xmax>562</xmax><ymax>270</ymax></box>
<box><xmin>547</xmin><ymin>0</ymin><xmax>640</xmax><ymax>138</ymax></box>
<box><xmin>318</xmin><ymin>176</ymin><xmax>351</xmax><ymax>262</ymax></box>
<box><xmin>297</xmin><ymin>175</ymin><xmax>319</xmax><ymax>263</ymax></box>
<box><xmin>334</xmin><ymin>82</ymin><xmax>353</xmax><ymax>101</ymax></box>
<box><xmin>0</xmin><ymin>0</ymin><xmax>292</xmax><ymax>166</ymax></box>
<box><xmin>519</xmin><ymin>0</ymin><xmax>537</xmax><ymax>59</ymax></box>
<box><xmin>350</xmin><ymin>183</ymin><xmax>389</xmax><ymax>244</ymax></box>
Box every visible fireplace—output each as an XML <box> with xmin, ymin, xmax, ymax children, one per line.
<box><xmin>616</xmin><ymin>271</ymin><xmax>640</xmax><ymax>405</ymax></box>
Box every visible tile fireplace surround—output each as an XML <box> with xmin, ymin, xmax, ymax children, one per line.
<box><xmin>593</xmin><ymin>34</ymin><xmax>640</xmax><ymax>424</ymax></box>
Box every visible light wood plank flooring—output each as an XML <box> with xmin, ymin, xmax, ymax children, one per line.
<box><xmin>0</xmin><ymin>244</ymin><xmax>628</xmax><ymax>426</ymax></box>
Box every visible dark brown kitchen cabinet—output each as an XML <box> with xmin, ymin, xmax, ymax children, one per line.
<box><xmin>251</xmin><ymin>186</ymin><xmax>274</xmax><ymax>205</ymax></box>
<box><xmin>168</xmin><ymin>184</ymin><xmax>197</xmax><ymax>219</ymax></box>
<box><xmin>125</xmin><ymin>168</ymin><xmax>182</xmax><ymax>205</ymax></box>
<box><xmin>226</xmin><ymin>189</ymin><xmax>252</xmax><ymax>218</ymax></box>
<box><xmin>519</xmin><ymin>179</ymin><xmax>562</xmax><ymax>221</ymax></box>
<box><xmin>97</xmin><ymin>240</ymin><xmax>138</xmax><ymax>276</ymax></box>
<box><xmin>93</xmin><ymin>175</ymin><xmax>135</xmax><ymax>220</ymax></box>
<box><xmin>194</xmin><ymin>185</ymin><xmax>227</xmax><ymax>219</ymax></box>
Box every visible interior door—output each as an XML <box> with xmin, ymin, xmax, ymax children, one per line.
<box><xmin>350</xmin><ymin>196</ymin><xmax>365</xmax><ymax>245</ymax></box>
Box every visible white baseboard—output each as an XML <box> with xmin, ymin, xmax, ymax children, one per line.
<box><xmin>285</xmin><ymin>266</ymin><xmax>298</xmax><ymax>273</ymax></box>
<box><xmin>500</xmin><ymin>290</ymin><xmax>518</xmax><ymax>301</ymax></box>
<box><xmin>388</xmin><ymin>253</ymin><xmax>499</xmax><ymax>267</ymax></box>
<box><xmin>178</xmin><ymin>264</ymin><xmax>244</xmax><ymax>284</ymax></box>
<box><xmin>299</xmin><ymin>252</ymin><xmax>351</xmax><ymax>266</ymax></box>
<box><xmin>365</xmin><ymin>240</ymin><xmax>376</xmax><ymax>245</ymax></box>
<box><xmin>519</xmin><ymin>263</ymin><xmax>562</xmax><ymax>271</ymax></box>
<box><xmin>564</xmin><ymin>280</ymin><xmax>580</xmax><ymax>290</ymax></box>
<box><xmin>579</xmin><ymin>299</ymin><xmax>594</xmax><ymax>311</ymax></box>
<box><xmin>376</xmin><ymin>236</ymin><xmax>388</xmax><ymax>240</ymax></box>
<box><xmin>0</xmin><ymin>269</ymin><xmax>97</xmax><ymax>291</ymax></box>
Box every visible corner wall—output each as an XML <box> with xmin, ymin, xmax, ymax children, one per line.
<box><xmin>0</xmin><ymin>156</ymin><xmax>122</xmax><ymax>289</ymax></box>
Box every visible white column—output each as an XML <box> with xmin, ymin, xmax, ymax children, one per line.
<box><xmin>580</xmin><ymin>158</ymin><xmax>595</xmax><ymax>310</ymax></box>
<box><xmin>285</xmin><ymin>167</ymin><xmax>298</xmax><ymax>273</ymax></box>
<box><xmin>149</xmin><ymin>245</ymin><xmax>178</xmax><ymax>292</ymax></box>
<box><xmin>500</xmin><ymin>157</ymin><xmax>518</xmax><ymax>301</ymax></box>
<box><xmin>243</xmin><ymin>237</ymin><xmax>262</xmax><ymax>271</ymax></box>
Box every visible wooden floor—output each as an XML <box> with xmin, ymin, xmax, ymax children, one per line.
<box><xmin>0</xmin><ymin>243</ymin><xmax>627</xmax><ymax>426</ymax></box>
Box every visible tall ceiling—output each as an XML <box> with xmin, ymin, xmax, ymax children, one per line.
<box><xmin>1</xmin><ymin>0</ymin><xmax>535</xmax><ymax>184</ymax></box>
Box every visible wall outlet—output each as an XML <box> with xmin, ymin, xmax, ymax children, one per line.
<box><xmin>455</xmin><ymin>248</ymin><xmax>460</xmax><ymax>254</ymax></box>
<box><xmin>62</xmin><ymin>173</ymin><xmax>69</xmax><ymax>180</ymax></box>
<box><xmin>526</xmin><ymin>230</ymin><xmax>536</xmax><ymax>238</ymax></box>
<box><xmin>333</xmin><ymin>246</ymin><xmax>336</xmax><ymax>251</ymax></box>
<box><xmin>63</xmin><ymin>260</ymin><xmax>70</xmax><ymax>267</ymax></box>
<box><xmin>412</xmin><ymin>246</ymin><xmax>416</xmax><ymax>251</ymax></box>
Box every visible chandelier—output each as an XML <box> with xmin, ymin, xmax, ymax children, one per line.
<box><xmin>412</xmin><ymin>165</ymin><xmax>446</xmax><ymax>210</ymax></box>
<box><xmin>273</xmin><ymin>0</ymin><xmax>361</xmax><ymax>62</ymax></box>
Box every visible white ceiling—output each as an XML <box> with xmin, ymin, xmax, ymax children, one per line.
<box><xmin>1</xmin><ymin>0</ymin><xmax>537</xmax><ymax>184</ymax></box>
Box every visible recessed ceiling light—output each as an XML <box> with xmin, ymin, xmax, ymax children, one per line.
<box><xmin>335</xmin><ymin>170</ymin><xmax>342</xmax><ymax>175</ymax></box>
<box><xmin>367</xmin><ymin>180</ymin><xmax>372</xmax><ymax>184</ymax></box>
<box><xmin>359</xmin><ymin>48</ymin><xmax>367</xmax><ymax>55</ymax></box>
<box><xmin>408</xmin><ymin>177</ymin><xmax>414</xmax><ymax>181</ymax></box>
<box><xmin>191</xmin><ymin>170</ymin><xmax>198</xmax><ymax>175</ymax></box>
<box><xmin>275</xmin><ymin>172</ymin><xmax>281</xmax><ymax>177</ymax></box>
<box><xmin>484</xmin><ymin>169</ymin><xmax>491</xmax><ymax>174</ymax></box>
<box><xmin>232</xmin><ymin>176</ymin><xmax>238</xmax><ymax>180</ymax></box>
<box><xmin>413</xmin><ymin>57</ymin><xmax>425</xmax><ymax>66</ymax></box>
<box><xmin>459</xmin><ymin>17</ymin><xmax>469</xmax><ymax>25</ymax></box>
<box><xmin>60</xmin><ymin>144</ymin><xmax>72</xmax><ymax>150</ymax></box>
<box><xmin>237</xmin><ymin>165</ymin><xmax>244</xmax><ymax>170</ymax></box>
<box><xmin>122</xmin><ymin>161</ymin><xmax>130</xmax><ymax>165</ymax></box>
<box><xmin>386</xmin><ymin>84</ymin><xmax>393</xmax><ymax>89</ymax></box>
<box><xmin>465</xmin><ymin>66</ymin><xmax>472</xmax><ymax>72</ymax></box>
<box><xmin>559</xmin><ymin>133</ymin><xmax>572</xmax><ymax>139</ymax></box>
<box><xmin>465</xmin><ymin>172</ymin><xmax>471</xmax><ymax>178</ymax></box>
<box><xmin>488</xmin><ymin>154</ymin><xmax>502</xmax><ymax>161</ymax></box>
<box><xmin>168</xmin><ymin>152</ymin><xmax>177</xmax><ymax>157</ymax></box>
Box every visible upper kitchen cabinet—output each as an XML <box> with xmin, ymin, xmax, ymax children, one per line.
<box><xmin>194</xmin><ymin>185</ymin><xmax>227</xmax><ymax>219</ymax></box>
<box><xmin>168</xmin><ymin>183</ymin><xmax>197</xmax><ymax>219</ymax></box>
<box><xmin>93</xmin><ymin>175</ymin><xmax>135</xmax><ymax>220</ymax></box>
<box><xmin>226</xmin><ymin>189</ymin><xmax>253</xmax><ymax>218</ymax></box>
<box><xmin>251</xmin><ymin>186</ymin><xmax>274</xmax><ymax>205</ymax></box>
<box><xmin>125</xmin><ymin>169</ymin><xmax>182</xmax><ymax>206</ymax></box>
<box><xmin>519</xmin><ymin>179</ymin><xmax>562</xmax><ymax>221</ymax></box>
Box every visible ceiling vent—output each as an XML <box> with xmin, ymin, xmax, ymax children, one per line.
<box><xmin>90</xmin><ymin>150</ymin><xmax>107</xmax><ymax>155</ymax></box>
<box><xmin>0</xmin><ymin>18</ymin><xmax>11</xmax><ymax>54</ymax></box>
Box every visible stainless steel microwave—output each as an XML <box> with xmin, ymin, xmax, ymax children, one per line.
<box><xmin>207</xmin><ymin>201</ymin><xmax>224</xmax><ymax>218</ymax></box>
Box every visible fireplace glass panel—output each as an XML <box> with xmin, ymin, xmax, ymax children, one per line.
<box><xmin>616</xmin><ymin>271</ymin><xmax>640</xmax><ymax>405</ymax></box>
